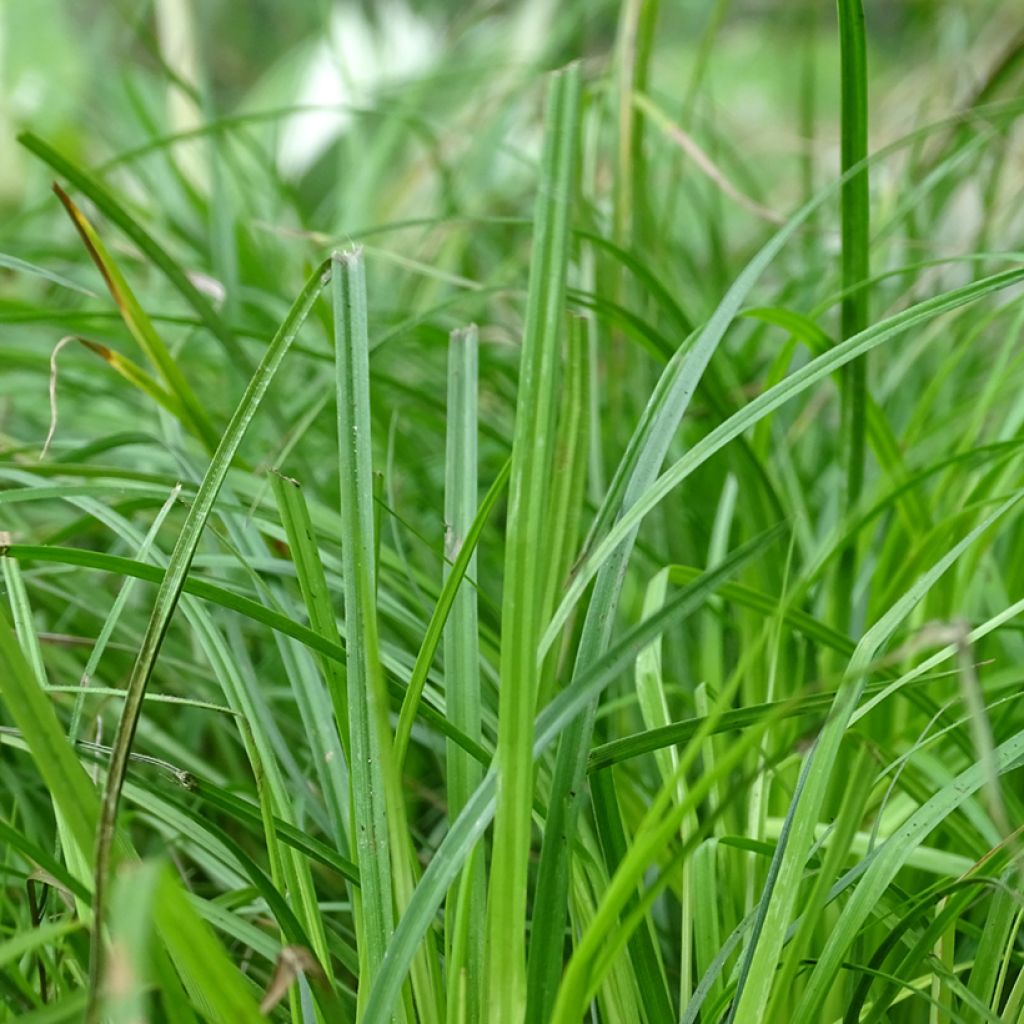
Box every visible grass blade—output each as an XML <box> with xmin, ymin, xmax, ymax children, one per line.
<box><xmin>84</xmin><ymin>256</ymin><xmax>334</xmax><ymax>1022</ymax></box>
<box><xmin>795</xmin><ymin>729</ymin><xmax>1024</xmax><ymax>1022</ymax></box>
<box><xmin>334</xmin><ymin>248</ymin><xmax>443</xmax><ymax>1021</ymax></box>
<box><xmin>149</xmin><ymin>862</ymin><xmax>265</xmax><ymax>1023</ymax></box>
<box><xmin>333</xmin><ymin>249</ymin><xmax>397</xmax><ymax>1003</ymax></box>
<box><xmin>271</xmin><ymin>471</ymin><xmax>352</xmax><ymax>763</ymax></box>
<box><xmin>52</xmin><ymin>184</ymin><xmax>220</xmax><ymax>452</ymax></box>
<box><xmin>442</xmin><ymin>324</ymin><xmax>485</xmax><ymax>1024</ymax></box>
<box><xmin>0</xmin><ymin>603</ymin><xmax>98</xmax><ymax>867</ymax></box>
<box><xmin>362</xmin><ymin>527</ymin><xmax>780</xmax><ymax>1023</ymax></box>
<box><xmin>486</xmin><ymin>62</ymin><xmax>581</xmax><ymax>1021</ymax></box>
<box><xmin>392</xmin><ymin>455</ymin><xmax>511</xmax><ymax>768</ymax></box>
<box><xmin>4</xmin><ymin>542</ymin><xmax>490</xmax><ymax>764</ymax></box>
<box><xmin>18</xmin><ymin>132</ymin><xmax>253</xmax><ymax>375</ymax></box>
<box><xmin>834</xmin><ymin>0</ymin><xmax>870</xmax><ymax>635</ymax></box>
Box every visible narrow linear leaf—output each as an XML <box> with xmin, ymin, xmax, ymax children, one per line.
<box><xmin>487</xmin><ymin>62</ymin><xmax>581</xmax><ymax>1022</ymax></box>
<box><xmin>85</xmin><ymin>256</ymin><xmax>334</xmax><ymax>1021</ymax></box>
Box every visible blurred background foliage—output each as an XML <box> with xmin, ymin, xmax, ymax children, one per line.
<box><xmin>0</xmin><ymin>1</ymin><xmax>1018</xmax><ymax>604</ymax></box>
<box><xmin>3</xmin><ymin>1</ymin><xmax>1021</xmax><ymax>209</ymax></box>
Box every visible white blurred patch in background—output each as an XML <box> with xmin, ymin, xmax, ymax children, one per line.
<box><xmin>277</xmin><ymin>2</ymin><xmax>440</xmax><ymax>180</ymax></box>
<box><xmin>156</xmin><ymin>0</ymin><xmax>207</xmax><ymax>190</ymax></box>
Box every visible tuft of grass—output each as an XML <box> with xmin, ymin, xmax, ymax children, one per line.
<box><xmin>2</xmin><ymin>3</ymin><xmax>1024</xmax><ymax>1023</ymax></box>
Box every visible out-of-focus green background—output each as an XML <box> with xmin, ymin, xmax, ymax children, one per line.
<box><xmin>3</xmin><ymin>0</ymin><xmax>1021</xmax><ymax>479</ymax></box>
<box><xmin>3</xmin><ymin>1</ymin><xmax>1018</xmax><ymax>214</ymax></box>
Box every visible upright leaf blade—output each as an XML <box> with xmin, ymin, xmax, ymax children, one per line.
<box><xmin>834</xmin><ymin>0</ymin><xmax>870</xmax><ymax>635</ymax></box>
<box><xmin>0</xmin><ymin>602</ymin><xmax>98</xmax><ymax>863</ymax></box>
<box><xmin>442</xmin><ymin>324</ymin><xmax>485</xmax><ymax>1024</ymax></box>
<box><xmin>85</xmin><ymin>256</ymin><xmax>334</xmax><ymax>1022</ymax></box>
<box><xmin>486</xmin><ymin>62</ymin><xmax>581</xmax><ymax>1022</ymax></box>
<box><xmin>333</xmin><ymin>249</ymin><xmax>397</xmax><ymax>1004</ymax></box>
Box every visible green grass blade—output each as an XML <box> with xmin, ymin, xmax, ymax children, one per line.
<box><xmin>550</xmin><ymin>702</ymin><xmax>772</xmax><ymax>1022</ymax></box>
<box><xmin>392</xmin><ymin>456</ymin><xmax>511</xmax><ymax>768</ymax></box>
<box><xmin>690</xmin><ymin>839</ymin><xmax>723</xmax><ymax>1012</ymax></box>
<box><xmin>588</xmin><ymin>768</ymin><xmax>674</xmax><ymax>1023</ymax></box>
<box><xmin>84</xmin><ymin>256</ymin><xmax>334</xmax><ymax>1021</ymax></box>
<box><xmin>834</xmin><ymin>0</ymin><xmax>870</xmax><ymax>635</ymax></box>
<box><xmin>17</xmin><ymin>132</ymin><xmax>253</xmax><ymax>374</ymax></box>
<box><xmin>4</xmin><ymin>542</ymin><xmax>489</xmax><ymax>764</ymax></box>
<box><xmin>636</xmin><ymin>566</ymin><xmax>696</xmax><ymax>1006</ymax></box>
<box><xmin>333</xmin><ymin>248</ymin><xmax>397</xmax><ymax>1006</ymax></box>
<box><xmin>271</xmin><ymin>471</ymin><xmax>352</xmax><ymax>764</ymax></box>
<box><xmin>149</xmin><ymin>863</ymin><xmax>265</xmax><ymax>1022</ymax></box>
<box><xmin>744</xmin><ymin>305</ymin><xmax>928</xmax><ymax>532</ymax></box>
<box><xmin>0</xmin><ymin>920</ymin><xmax>81</xmax><ymax>971</ymax></box>
<box><xmin>965</xmin><ymin>877</ymin><xmax>1017</xmax><ymax>1022</ymax></box>
<box><xmin>486</xmin><ymin>62</ymin><xmax>581</xmax><ymax>1022</ymax></box>
<box><xmin>68</xmin><ymin>485</ymin><xmax>181</xmax><ymax>746</ymax></box>
<box><xmin>537</xmin><ymin>314</ymin><xmax>591</xmax><ymax>709</ymax></box>
<box><xmin>70</xmin><ymin>338</ymin><xmax>193</xmax><ymax>438</ymax></box>
<box><xmin>105</xmin><ymin>859</ymin><xmax>161</xmax><ymax>1024</ymax></box>
<box><xmin>441</xmin><ymin>324</ymin><xmax>485</xmax><ymax>1024</ymax></box>
<box><xmin>335</xmin><ymin>249</ymin><xmax>443</xmax><ymax>1022</ymax></box>
<box><xmin>52</xmin><ymin>185</ymin><xmax>221</xmax><ymax>452</ymax></box>
<box><xmin>529</xmin><ymin>101</ymin><xmax>816</xmax><ymax>1019</ymax></box>
<box><xmin>362</xmin><ymin>527</ymin><xmax>780</xmax><ymax>1023</ymax></box>
<box><xmin>0</xmin><ymin>815</ymin><xmax>90</xmax><ymax>904</ymax></box>
<box><xmin>2</xmin><ymin>557</ymin><xmax>47</xmax><ymax>686</ymax></box>
<box><xmin>0</xmin><ymin>251</ymin><xmax>96</xmax><ymax>295</ymax></box>
<box><xmin>0</xmin><ymin>603</ymin><xmax>98</xmax><ymax>866</ymax></box>
<box><xmin>794</xmin><ymin>729</ymin><xmax>1024</xmax><ymax>1022</ymax></box>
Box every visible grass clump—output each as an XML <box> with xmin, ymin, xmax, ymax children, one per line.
<box><xmin>2</xmin><ymin>2</ymin><xmax>1024</xmax><ymax>1022</ymax></box>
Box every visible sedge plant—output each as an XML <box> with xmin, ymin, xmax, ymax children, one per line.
<box><xmin>1</xmin><ymin>2</ymin><xmax>1024</xmax><ymax>1022</ymax></box>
